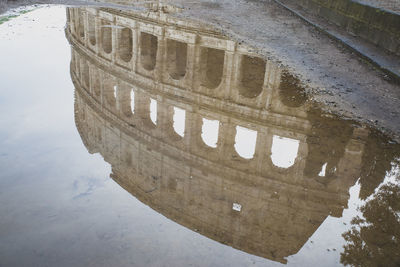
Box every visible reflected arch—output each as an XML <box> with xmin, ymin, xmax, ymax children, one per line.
<box><xmin>200</xmin><ymin>47</ymin><xmax>224</xmax><ymax>89</ymax></box>
<box><xmin>81</xmin><ymin>60</ymin><xmax>90</xmax><ymax>90</ymax></box>
<box><xmin>77</xmin><ymin>11</ymin><xmax>85</xmax><ymax>39</ymax></box>
<box><xmin>173</xmin><ymin>107</ymin><xmax>186</xmax><ymax>137</ymax></box>
<box><xmin>238</xmin><ymin>55</ymin><xmax>265</xmax><ymax>98</ymax></box>
<box><xmin>270</xmin><ymin>135</ymin><xmax>300</xmax><ymax>168</ymax></box>
<box><xmin>278</xmin><ymin>71</ymin><xmax>307</xmax><ymax>108</ymax></box>
<box><xmin>91</xmin><ymin>69</ymin><xmax>101</xmax><ymax>99</ymax></box>
<box><xmin>201</xmin><ymin>118</ymin><xmax>219</xmax><ymax>148</ymax></box>
<box><xmin>150</xmin><ymin>98</ymin><xmax>157</xmax><ymax>125</ymax></box>
<box><xmin>140</xmin><ymin>32</ymin><xmax>158</xmax><ymax>71</ymax></box>
<box><xmin>167</xmin><ymin>39</ymin><xmax>187</xmax><ymax>80</ymax></box>
<box><xmin>118</xmin><ymin>27</ymin><xmax>133</xmax><ymax>62</ymax></box>
<box><xmin>234</xmin><ymin>126</ymin><xmax>257</xmax><ymax>159</ymax></box>
<box><xmin>103</xmin><ymin>79</ymin><xmax>117</xmax><ymax>110</ymax></box>
<box><xmin>118</xmin><ymin>86</ymin><xmax>135</xmax><ymax>118</ymax></box>
<box><xmin>101</xmin><ymin>20</ymin><xmax>112</xmax><ymax>54</ymax></box>
<box><xmin>88</xmin><ymin>14</ymin><xmax>96</xmax><ymax>46</ymax></box>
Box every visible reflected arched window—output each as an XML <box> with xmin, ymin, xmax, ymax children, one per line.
<box><xmin>81</xmin><ymin>60</ymin><xmax>90</xmax><ymax>89</ymax></box>
<box><xmin>130</xmin><ymin>89</ymin><xmax>135</xmax><ymax>114</ymax></box>
<box><xmin>167</xmin><ymin>39</ymin><xmax>187</xmax><ymax>80</ymax></box>
<box><xmin>201</xmin><ymin>118</ymin><xmax>219</xmax><ymax>148</ymax></box>
<box><xmin>150</xmin><ymin>98</ymin><xmax>157</xmax><ymax>125</ymax></box>
<box><xmin>318</xmin><ymin>162</ymin><xmax>328</xmax><ymax>177</ymax></box>
<box><xmin>113</xmin><ymin>85</ymin><xmax>117</xmax><ymax>100</ymax></box>
<box><xmin>88</xmin><ymin>15</ymin><xmax>96</xmax><ymax>46</ymax></box>
<box><xmin>173</xmin><ymin>107</ymin><xmax>186</xmax><ymax>137</ymax></box>
<box><xmin>92</xmin><ymin>70</ymin><xmax>101</xmax><ymax>98</ymax></box>
<box><xmin>90</xmin><ymin>71</ymin><xmax>101</xmax><ymax>97</ymax></box>
<box><xmin>140</xmin><ymin>32</ymin><xmax>158</xmax><ymax>71</ymax></box>
<box><xmin>200</xmin><ymin>47</ymin><xmax>224</xmax><ymax>89</ymax></box>
<box><xmin>234</xmin><ymin>126</ymin><xmax>257</xmax><ymax>159</ymax></box>
<box><xmin>271</xmin><ymin>135</ymin><xmax>299</xmax><ymax>168</ymax></box>
<box><xmin>101</xmin><ymin>20</ymin><xmax>112</xmax><ymax>54</ymax></box>
<box><xmin>104</xmin><ymin>80</ymin><xmax>116</xmax><ymax>108</ymax></box>
<box><xmin>118</xmin><ymin>28</ymin><xmax>133</xmax><ymax>62</ymax></box>
<box><xmin>238</xmin><ymin>55</ymin><xmax>265</xmax><ymax>98</ymax></box>
<box><xmin>78</xmin><ymin>11</ymin><xmax>84</xmax><ymax>39</ymax></box>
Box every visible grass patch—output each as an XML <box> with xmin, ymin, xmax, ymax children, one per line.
<box><xmin>0</xmin><ymin>14</ymin><xmax>18</xmax><ymax>25</ymax></box>
<box><xmin>0</xmin><ymin>7</ymin><xmax>35</xmax><ymax>25</ymax></box>
<box><xmin>20</xmin><ymin>9</ymin><xmax>34</xmax><ymax>14</ymax></box>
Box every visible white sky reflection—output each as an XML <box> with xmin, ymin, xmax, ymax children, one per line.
<box><xmin>234</xmin><ymin>126</ymin><xmax>257</xmax><ymax>159</ymax></box>
<box><xmin>201</xmin><ymin>118</ymin><xmax>219</xmax><ymax>147</ymax></box>
<box><xmin>271</xmin><ymin>135</ymin><xmax>299</xmax><ymax>168</ymax></box>
<box><xmin>173</xmin><ymin>107</ymin><xmax>185</xmax><ymax>137</ymax></box>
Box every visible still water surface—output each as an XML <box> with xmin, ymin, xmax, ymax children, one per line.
<box><xmin>0</xmin><ymin>5</ymin><xmax>399</xmax><ymax>267</ymax></box>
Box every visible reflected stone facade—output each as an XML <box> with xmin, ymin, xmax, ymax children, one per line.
<box><xmin>67</xmin><ymin>6</ymin><xmax>369</xmax><ymax>264</ymax></box>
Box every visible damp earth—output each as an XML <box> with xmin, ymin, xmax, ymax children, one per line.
<box><xmin>0</xmin><ymin>5</ymin><xmax>399</xmax><ymax>267</ymax></box>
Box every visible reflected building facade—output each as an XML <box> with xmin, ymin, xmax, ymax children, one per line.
<box><xmin>66</xmin><ymin>5</ymin><xmax>370</xmax><ymax>264</ymax></box>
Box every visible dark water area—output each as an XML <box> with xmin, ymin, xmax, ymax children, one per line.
<box><xmin>0</xmin><ymin>5</ymin><xmax>399</xmax><ymax>267</ymax></box>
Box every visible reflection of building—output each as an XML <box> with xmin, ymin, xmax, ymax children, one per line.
<box><xmin>67</xmin><ymin>6</ymin><xmax>368</xmax><ymax>263</ymax></box>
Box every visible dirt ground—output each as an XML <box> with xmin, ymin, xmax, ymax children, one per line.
<box><xmin>1</xmin><ymin>0</ymin><xmax>400</xmax><ymax>141</ymax></box>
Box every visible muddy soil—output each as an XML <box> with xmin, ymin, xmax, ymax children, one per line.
<box><xmin>2</xmin><ymin>0</ymin><xmax>400</xmax><ymax>141</ymax></box>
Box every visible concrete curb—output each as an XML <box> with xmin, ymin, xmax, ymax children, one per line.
<box><xmin>273</xmin><ymin>0</ymin><xmax>400</xmax><ymax>84</ymax></box>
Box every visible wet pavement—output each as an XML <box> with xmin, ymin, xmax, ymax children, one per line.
<box><xmin>0</xmin><ymin>5</ymin><xmax>399</xmax><ymax>267</ymax></box>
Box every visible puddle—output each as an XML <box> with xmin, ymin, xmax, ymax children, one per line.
<box><xmin>0</xmin><ymin>4</ymin><xmax>400</xmax><ymax>267</ymax></box>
